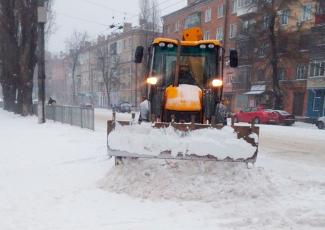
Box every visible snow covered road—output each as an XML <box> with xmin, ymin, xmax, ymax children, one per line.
<box><xmin>1</xmin><ymin>109</ymin><xmax>325</xmax><ymax>230</ymax></box>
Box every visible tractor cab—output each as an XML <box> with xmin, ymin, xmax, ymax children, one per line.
<box><xmin>134</xmin><ymin>27</ymin><xmax>238</xmax><ymax>123</ymax></box>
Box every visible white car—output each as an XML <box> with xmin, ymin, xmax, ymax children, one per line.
<box><xmin>316</xmin><ymin>116</ymin><xmax>325</xmax><ymax>130</ymax></box>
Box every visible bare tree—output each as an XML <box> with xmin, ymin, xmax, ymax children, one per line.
<box><xmin>0</xmin><ymin>0</ymin><xmax>20</xmax><ymax>112</ymax></box>
<box><xmin>65</xmin><ymin>31</ymin><xmax>88</xmax><ymax>105</ymax></box>
<box><xmin>96</xmin><ymin>42</ymin><xmax>120</xmax><ymax>108</ymax></box>
<box><xmin>139</xmin><ymin>0</ymin><xmax>161</xmax><ymax>34</ymax></box>
<box><xmin>240</xmin><ymin>0</ymin><xmax>307</xmax><ymax>109</ymax></box>
<box><xmin>0</xmin><ymin>0</ymin><xmax>55</xmax><ymax>115</ymax></box>
<box><xmin>45</xmin><ymin>0</ymin><xmax>56</xmax><ymax>42</ymax></box>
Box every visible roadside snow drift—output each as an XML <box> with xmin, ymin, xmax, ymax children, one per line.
<box><xmin>1</xmin><ymin>109</ymin><xmax>325</xmax><ymax>230</ymax></box>
<box><xmin>108</xmin><ymin>123</ymin><xmax>257</xmax><ymax>159</ymax></box>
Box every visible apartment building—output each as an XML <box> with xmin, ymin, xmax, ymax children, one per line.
<box><xmin>162</xmin><ymin>0</ymin><xmax>323</xmax><ymax>116</ymax></box>
<box><xmin>235</xmin><ymin>0</ymin><xmax>317</xmax><ymax>115</ymax></box>
<box><xmin>73</xmin><ymin>24</ymin><xmax>157</xmax><ymax>108</ymax></box>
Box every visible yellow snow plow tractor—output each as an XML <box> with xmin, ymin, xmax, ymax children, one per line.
<box><xmin>107</xmin><ymin>28</ymin><xmax>259</xmax><ymax>165</ymax></box>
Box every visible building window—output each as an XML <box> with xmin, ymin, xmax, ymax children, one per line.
<box><xmin>216</xmin><ymin>27</ymin><xmax>223</xmax><ymax>40</ymax></box>
<box><xmin>300</xmin><ymin>3</ymin><xmax>312</xmax><ymax>21</ymax></box>
<box><xmin>185</xmin><ymin>12</ymin><xmax>201</xmax><ymax>28</ymax></box>
<box><xmin>217</xmin><ymin>5</ymin><xmax>224</xmax><ymax>18</ymax></box>
<box><xmin>175</xmin><ymin>20</ymin><xmax>180</xmax><ymax>32</ymax></box>
<box><xmin>204</xmin><ymin>31</ymin><xmax>210</xmax><ymax>40</ymax></box>
<box><xmin>279</xmin><ymin>9</ymin><xmax>289</xmax><ymax>25</ymax></box>
<box><xmin>313</xmin><ymin>97</ymin><xmax>321</xmax><ymax>112</ymax></box>
<box><xmin>242</xmin><ymin>19</ymin><xmax>256</xmax><ymax>32</ymax></box>
<box><xmin>237</xmin><ymin>0</ymin><xmax>253</xmax><ymax>8</ymax></box>
<box><xmin>258</xmin><ymin>42</ymin><xmax>268</xmax><ymax>57</ymax></box>
<box><xmin>310</xmin><ymin>60</ymin><xmax>325</xmax><ymax>77</ymax></box>
<box><xmin>262</xmin><ymin>15</ymin><xmax>271</xmax><ymax>30</ymax></box>
<box><xmin>232</xmin><ymin>0</ymin><xmax>237</xmax><ymax>13</ymax></box>
<box><xmin>296</xmin><ymin>64</ymin><xmax>308</xmax><ymax>79</ymax></box>
<box><xmin>229</xmin><ymin>24</ymin><xmax>237</xmax><ymax>38</ymax></box>
<box><xmin>205</xmin><ymin>8</ymin><xmax>212</xmax><ymax>22</ymax></box>
<box><xmin>316</xmin><ymin>2</ymin><xmax>325</xmax><ymax>15</ymax></box>
<box><xmin>278</xmin><ymin>68</ymin><xmax>286</xmax><ymax>80</ymax></box>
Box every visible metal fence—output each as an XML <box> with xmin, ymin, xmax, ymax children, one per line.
<box><xmin>34</xmin><ymin>104</ymin><xmax>95</xmax><ymax>130</ymax></box>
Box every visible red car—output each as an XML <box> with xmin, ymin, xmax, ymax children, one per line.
<box><xmin>234</xmin><ymin>107</ymin><xmax>295</xmax><ymax>125</ymax></box>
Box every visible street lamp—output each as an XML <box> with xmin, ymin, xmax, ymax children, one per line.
<box><xmin>37</xmin><ymin>0</ymin><xmax>48</xmax><ymax>123</ymax></box>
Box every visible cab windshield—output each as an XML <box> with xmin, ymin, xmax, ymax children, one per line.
<box><xmin>151</xmin><ymin>44</ymin><xmax>219</xmax><ymax>87</ymax></box>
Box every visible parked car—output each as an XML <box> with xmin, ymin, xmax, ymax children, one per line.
<box><xmin>112</xmin><ymin>102</ymin><xmax>132</xmax><ymax>113</ymax></box>
<box><xmin>234</xmin><ymin>107</ymin><xmax>295</xmax><ymax>126</ymax></box>
<box><xmin>80</xmin><ymin>103</ymin><xmax>93</xmax><ymax>109</ymax></box>
<box><xmin>316</xmin><ymin>116</ymin><xmax>325</xmax><ymax>129</ymax></box>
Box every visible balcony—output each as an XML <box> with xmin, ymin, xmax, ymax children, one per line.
<box><xmin>237</xmin><ymin>1</ymin><xmax>257</xmax><ymax>17</ymax></box>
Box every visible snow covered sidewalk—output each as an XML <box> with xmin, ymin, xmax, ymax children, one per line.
<box><xmin>1</xmin><ymin>109</ymin><xmax>325</xmax><ymax>230</ymax></box>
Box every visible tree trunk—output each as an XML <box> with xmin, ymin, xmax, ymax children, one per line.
<box><xmin>72</xmin><ymin>63</ymin><xmax>77</xmax><ymax>105</ymax></box>
<box><xmin>269</xmin><ymin>13</ymin><xmax>283</xmax><ymax>110</ymax></box>
<box><xmin>2</xmin><ymin>83</ymin><xmax>17</xmax><ymax>112</ymax></box>
<box><xmin>105</xmin><ymin>82</ymin><xmax>111</xmax><ymax>108</ymax></box>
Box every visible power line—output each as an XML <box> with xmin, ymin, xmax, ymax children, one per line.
<box><xmin>79</xmin><ymin>0</ymin><xmax>136</xmax><ymax>15</ymax></box>
<box><xmin>98</xmin><ymin>0</ymin><xmax>186</xmax><ymax>34</ymax></box>
<box><xmin>126</xmin><ymin>0</ymin><xmax>179</xmax><ymax>22</ymax></box>
<box><xmin>56</xmin><ymin>0</ymin><xmax>187</xmax><ymax>35</ymax></box>
<box><xmin>56</xmin><ymin>12</ymin><xmax>110</xmax><ymax>27</ymax></box>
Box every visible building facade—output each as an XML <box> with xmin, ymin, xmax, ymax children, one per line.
<box><xmin>235</xmin><ymin>0</ymin><xmax>317</xmax><ymax>116</ymax></box>
<box><xmin>72</xmin><ymin>24</ymin><xmax>158</xmax><ymax>108</ymax></box>
<box><xmin>307</xmin><ymin>0</ymin><xmax>325</xmax><ymax>118</ymax></box>
<box><xmin>162</xmin><ymin>0</ymin><xmax>322</xmax><ymax>116</ymax></box>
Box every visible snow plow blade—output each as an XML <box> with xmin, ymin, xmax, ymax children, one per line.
<box><xmin>107</xmin><ymin>117</ymin><xmax>259</xmax><ymax>165</ymax></box>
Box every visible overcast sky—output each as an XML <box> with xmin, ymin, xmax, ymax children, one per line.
<box><xmin>48</xmin><ymin>0</ymin><xmax>187</xmax><ymax>53</ymax></box>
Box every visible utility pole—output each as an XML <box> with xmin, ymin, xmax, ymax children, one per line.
<box><xmin>37</xmin><ymin>0</ymin><xmax>47</xmax><ymax>123</ymax></box>
<box><xmin>135</xmin><ymin>62</ymin><xmax>138</xmax><ymax>106</ymax></box>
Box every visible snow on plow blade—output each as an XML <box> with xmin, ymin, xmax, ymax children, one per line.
<box><xmin>107</xmin><ymin>120</ymin><xmax>259</xmax><ymax>164</ymax></box>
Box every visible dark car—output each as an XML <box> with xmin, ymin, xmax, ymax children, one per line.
<box><xmin>113</xmin><ymin>102</ymin><xmax>132</xmax><ymax>113</ymax></box>
<box><xmin>234</xmin><ymin>107</ymin><xmax>295</xmax><ymax>125</ymax></box>
<box><xmin>316</xmin><ymin>116</ymin><xmax>325</xmax><ymax>130</ymax></box>
<box><xmin>119</xmin><ymin>102</ymin><xmax>132</xmax><ymax>113</ymax></box>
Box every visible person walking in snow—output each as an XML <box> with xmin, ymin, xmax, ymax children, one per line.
<box><xmin>216</xmin><ymin>100</ymin><xmax>227</xmax><ymax>125</ymax></box>
<box><xmin>48</xmin><ymin>97</ymin><xmax>56</xmax><ymax>105</ymax></box>
<box><xmin>139</xmin><ymin>96</ymin><xmax>149</xmax><ymax>123</ymax></box>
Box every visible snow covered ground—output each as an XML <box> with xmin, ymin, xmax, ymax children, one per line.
<box><xmin>1</xmin><ymin>109</ymin><xmax>325</xmax><ymax>230</ymax></box>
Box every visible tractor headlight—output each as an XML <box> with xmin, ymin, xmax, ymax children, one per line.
<box><xmin>147</xmin><ymin>77</ymin><xmax>158</xmax><ymax>85</ymax></box>
<box><xmin>212</xmin><ymin>79</ymin><xmax>223</xmax><ymax>87</ymax></box>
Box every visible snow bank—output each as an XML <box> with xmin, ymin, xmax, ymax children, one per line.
<box><xmin>108</xmin><ymin>123</ymin><xmax>257</xmax><ymax>159</ymax></box>
<box><xmin>101</xmin><ymin>159</ymin><xmax>276</xmax><ymax>202</ymax></box>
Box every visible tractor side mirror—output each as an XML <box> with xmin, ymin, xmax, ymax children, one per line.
<box><xmin>135</xmin><ymin>46</ymin><xmax>144</xmax><ymax>63</ymax></box>
<box><xmin>230</xmin><ymin>50</ymin><xmax>238</xmax><ymax>68</ymax></box>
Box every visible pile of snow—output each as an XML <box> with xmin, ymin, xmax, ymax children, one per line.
<box><xmin>101</xmin><ymin>159</ymin><xmax>276</xmax><ymax>202</ymax></box>
<box><xmin>108</xmin><ymin>123</ymin><xmax>257</xmax><ymax>159</ymax></box>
